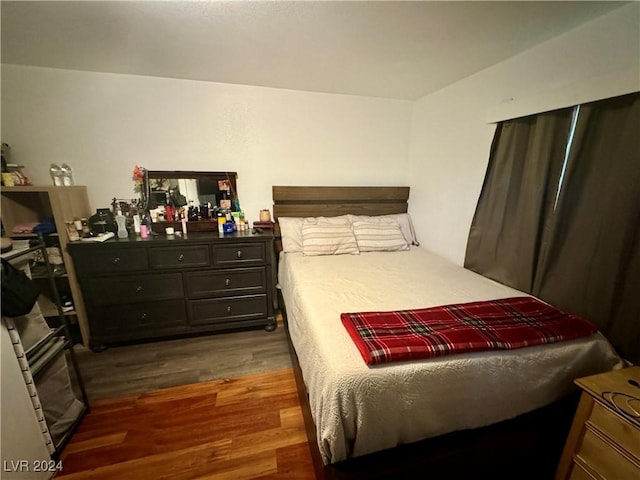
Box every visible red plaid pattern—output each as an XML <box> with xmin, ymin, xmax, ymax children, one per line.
<box><xmin>341</xmin><ymin>297</ymin><xmax>598</xmax><ymax>365</ymax></box>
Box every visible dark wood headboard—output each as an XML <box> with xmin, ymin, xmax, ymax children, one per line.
<box><xmin>272</xmin><ymin>185</ymin><xmax>410</xmax><ymax>253</ymax></box>
<box><xmin>272</xmin><ymin>186</ymin><xmax>409</xmax><ymax>218</ymax></box>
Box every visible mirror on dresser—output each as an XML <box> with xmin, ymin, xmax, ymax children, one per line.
<box><xmin>145</xmin><ymin>171</ymin><xmax>238</xmax><ymax>232</ymax></box>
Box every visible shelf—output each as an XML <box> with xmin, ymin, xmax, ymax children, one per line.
<box><xmin>31</xmin><ymin>263</ymin><xmax>68</xmax><ymax>278</ymax></box>
<box><xmin>1</xmin><ymin>184</ymin><xmax>91</xmax><ymax>347</ymax></box>
<box><xmin>32</xmin><ymin>272</ymin><xmax>70</xmax><ymax>280</ymax></box>
<box><xmin>26</xmin><ymin>326</ymin><xmax>66</xmax><ymax>361</ymax></box>
<box><xmin>29</xmin><ymin>336</ymin><xmax>69</xmax><ymax>377</ymax></box>
<box><xmin>41</xmin><ymin>308</ymin><xmax>76</xmax><ymax>318</ymax></box>
<box><xmin>39</xmin><ymin>299</ymin><xmax>76</xmax><ymax>318</ymax></box>
<box><xmin>1</xmin><ymin>244</ymin><xmax>45</xmax><ymax>260</ymax></box>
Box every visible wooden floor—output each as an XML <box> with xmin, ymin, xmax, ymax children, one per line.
<box><xmin>73</xmin><ymin>323</ymin><xmax>292</xmax><ymax>401</ymax></box>
<box><xmin>56</xmin><ymin>368</ymin><xmax>316</xmax><ymax>479</ymax></box>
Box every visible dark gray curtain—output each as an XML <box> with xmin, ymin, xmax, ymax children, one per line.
<box><xmin>533</xmin><ymin>93</ymin><xmax>640</xmax><ymax>363</ymax></box>
<box><xmin>466</xmin><ymin>92</ymin><xmax>639</xmax><ymax>364</ymax></box>
<box><xmin>464</xmin><ymin>109</ymin><xmax>572</xmax><ymax>292</ymax></box>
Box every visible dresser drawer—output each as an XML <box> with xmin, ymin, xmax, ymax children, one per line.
<box><xmin>148</xmin><ymin>245</ymin><xmax>210</xmax><ymax>269</ymax></box>
<box><xmin>568</xmin><ymin>461</ymin><xmax>597</xmax><ymax>480</ymax></box>
<box><xmin>188</xmin><ymin>294</ymin><xmax>268</xmax><ymax>326</ymax></box>
<box><xmin>588</xmin><ymin>402</ymin><xmax>640</xmax><ymax>460</ymax></box>
<box><xmin>90</xmin><ymin>300</ymin><xmax>187</xmax><ymax>336</ymax></box>
<box><xmin>185</xmin><ymin>267</ymin><xmax>267</xmax><ymax>299</ymax></box>
<box><xmin>86</xmin><ymin>273</ymin><xmax>184</xmax><ymax>305</ymax></box>
<box><xmin>576</xmin><ymin>427</ymin><xmax>640</xmax><ymax>480</ymax></box>
<box><xmin>73</xmin><ymin>248</ymin><xmax>148</xmax><ymax>275</ymax></box>
<box><xmin>213</xmin><ymin>243</ymin><xmax>266</xmax><ymax>266</ymax></box>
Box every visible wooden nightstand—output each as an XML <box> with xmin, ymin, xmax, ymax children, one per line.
<box><xmin>555</xmin><ymin>367</ymin><xmax>640</xmax><ymax>480</ymax></box>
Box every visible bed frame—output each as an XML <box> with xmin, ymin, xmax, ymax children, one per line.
<box><xmin>272</xmin><ymin>186</ymin><xmax>577</xmax><ymax>480</ymax></box>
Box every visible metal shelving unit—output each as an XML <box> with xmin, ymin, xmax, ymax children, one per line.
<box><xmin>2</xmin><ymin>235</ymin><xmax>89</xmax><ymax>458</ymax></box>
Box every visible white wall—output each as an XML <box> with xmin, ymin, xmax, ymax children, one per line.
<box><xmin>1</xmin><ymin>66</ymin><xmax>412</xmax><ymax>222</ymax></box>
<box><xmin>408</xmin><ymin>3</ymin><xmax>640</xmax><ymax>265</ymax></box>
<box><xmin>2</xmin><ymin>4</ymin><xmax>638</xmax><ymax>261</ymax></box>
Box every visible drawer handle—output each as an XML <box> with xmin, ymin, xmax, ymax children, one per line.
<box><xmin>136</xmin><ymin>285</ymin><xmax>143</xmax><ymax>293</ymax></box>
<box><xmin>178</xmin><ymin>253</ymin><xmax>185</xmax><ymax>262</ymax></box>
<box><xmin>236</xmin><ymin>250</ymin><xmax>243</xmax><ymax>259</ymax></box>
<box><xmin>112</xmin><ymin>257</ymin><xmax>121</xmax><ymax>265</ymax></box>
<box><xmin>225</xmin><ymin>278</ymin><xmax>231</xmax><ymax>286</ymax></box>
<box><xmin>227</xmin><ymin>306</ymin><xmax>232</xmax><ymax>313</ymax></box>
<box><xmin>140</xmin><ymin>313</ymin><xmax>148</xmax><ymax>320</ymax></box>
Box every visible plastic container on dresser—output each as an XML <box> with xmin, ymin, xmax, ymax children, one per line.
<box><xmin>68</xmin><ymin>231</ymin><xmax>277</xmax><ymax>351</ymax></box>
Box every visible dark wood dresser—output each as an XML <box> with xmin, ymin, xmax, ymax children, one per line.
<box><xmin>68</xmin><ymin>231</ymin><xmax>277</xmax><ymax>350</ymax></box>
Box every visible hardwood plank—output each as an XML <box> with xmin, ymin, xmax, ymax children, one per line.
<box><xmin>196</xmin><ymin>450</ymin><xmax>278</xmax><ymax>480</ymax></box>
<box><xmin>57</xmin><ymin>368</ymin><xmax>315</xmax><ymax>479</ymax></box>
<box><xmin>58</xmin><ymin>440</ymin><xmax>234</xmax><ymax>480</ymax></box>
<box><xmin>227</xmin><ymin>426</ymin><xmax>308</xmax><ymax>460</ymax></box>
<box><xmin>280</xmin><ymin>406</ymin><xmax>305</xmax><ymax>429</ymax></box>
<box><xmin>273</xmin><ymin>443</ymin><xmax>317</xmax><ymax>479</ymax></box>
<box><xmin>61</xmin><ymin>432</ymin><xmax>127</xmax><ymax>455</ymax></box>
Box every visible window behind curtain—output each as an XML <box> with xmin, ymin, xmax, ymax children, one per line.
<box><xmin>464</xmin><ymin>109</ymin><xmax>573</xmax><ymax>292</ymax></box>
<box><xmin>533</xmin><ymin>93</ymin><xmax>640</xmax><ymax>364</ymax></box>
<box><xmin>465</xmin><ymin>92</ymin><xmax>639</xmax><ymax>363</ymax></box>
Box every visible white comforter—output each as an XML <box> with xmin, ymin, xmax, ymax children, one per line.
<box><xmin>278</xmin><ymin>247</ymin><xmax>622</xmax><ymax>465</ymax></box>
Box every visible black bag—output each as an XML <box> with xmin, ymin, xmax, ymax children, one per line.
<box><xmin>170</xmin><ymin>189</ymin><xmax>188</xmax><ymax>207</ymax></box>
<box><xmin>1</xmin><ymin>258</ymin><xmax>40</xmax><ymax>317</ymax></box>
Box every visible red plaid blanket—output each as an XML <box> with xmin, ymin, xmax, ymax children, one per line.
<box><xmin>341</xmin><ymin>297</ymin><xmax>598</xmax><ymax>365</ymax></box>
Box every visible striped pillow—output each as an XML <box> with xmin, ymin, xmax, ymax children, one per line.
<box><xmin>352</xmin><ymin>220</ymin><xmax>409</xmax><ymax>252</ymax></box>
<box><xmin>302</xmin><ymin>219</ymin><xmax>359</xmax><ymax>256</ymax></box>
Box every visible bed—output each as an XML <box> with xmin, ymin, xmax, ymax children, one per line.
<box><xmin>272</xmin><ymin>186</ymin><xmax>623</xmax><ymax>479</ymax></box>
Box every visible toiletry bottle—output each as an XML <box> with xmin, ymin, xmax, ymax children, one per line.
<box><xmin>60</xmin><ymin>163</ymin><xmax>74</xmax><ymax>186</ymax></box>
<box><xmin>188</xmin><ymin>200</ymin><xmax>198</xmax><ymax>221</ymax></box>
<box><xmin>49</xmin><ymin>164</ymin><xmax>63</xmax><ymax>186</ymax></box>
<box><xmin>217</xmin><ymin>212</ymin><xmax>225</xmax><ymax>233</ymax></box>
<box><xmin>140</xmin><ymin>218</ymin><xmax>149</xmax><ymax>239</ymax></box>
<box><xmin>133</xmin><ymin>213</ymin><xmax>141</xmax><ymax>236</ymax></box>
<box><xmin>81</xmin><ymin>218</ymin><xmax>92</xmax><ymax>238</ymax></box>
<box><xmin>115</xmin><ymin>209</ymin><xmax>128</xmax><ymax>239</ymax></box>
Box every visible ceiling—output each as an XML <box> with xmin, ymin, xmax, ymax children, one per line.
<box><xmin>0</xmin><ymin>1</ymin><xmax>628</xmax><ymax>100</ymax></box>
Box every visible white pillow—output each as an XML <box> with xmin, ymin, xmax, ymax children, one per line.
<box><xmin>347</xmin><ymin>213</ymin><xmax>419</xmax><ymax>246</ymax></box>
<box><xmin>278</xmin><ymin>217</ymin><xmax>304</xmax><ymax>253</ymax></box>
<box><xmin>352</xmin><ymin>220</ymin><xmax>409</xmax><ymax>252</ymax></box>
<box><xmin>301</xmin><ymin>217</ymin><xmax>359</xmax><ymax>256</ymax></box>
<box><xmin>278</xmin><ymin>215</ymin><xmax>352</xmax><ymax>253</ymax></box>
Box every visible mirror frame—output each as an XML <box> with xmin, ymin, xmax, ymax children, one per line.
<box><xmin>146</xmin><ymin>170</ymin><xmax>238</xmax><ymax>233</ymax></box>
